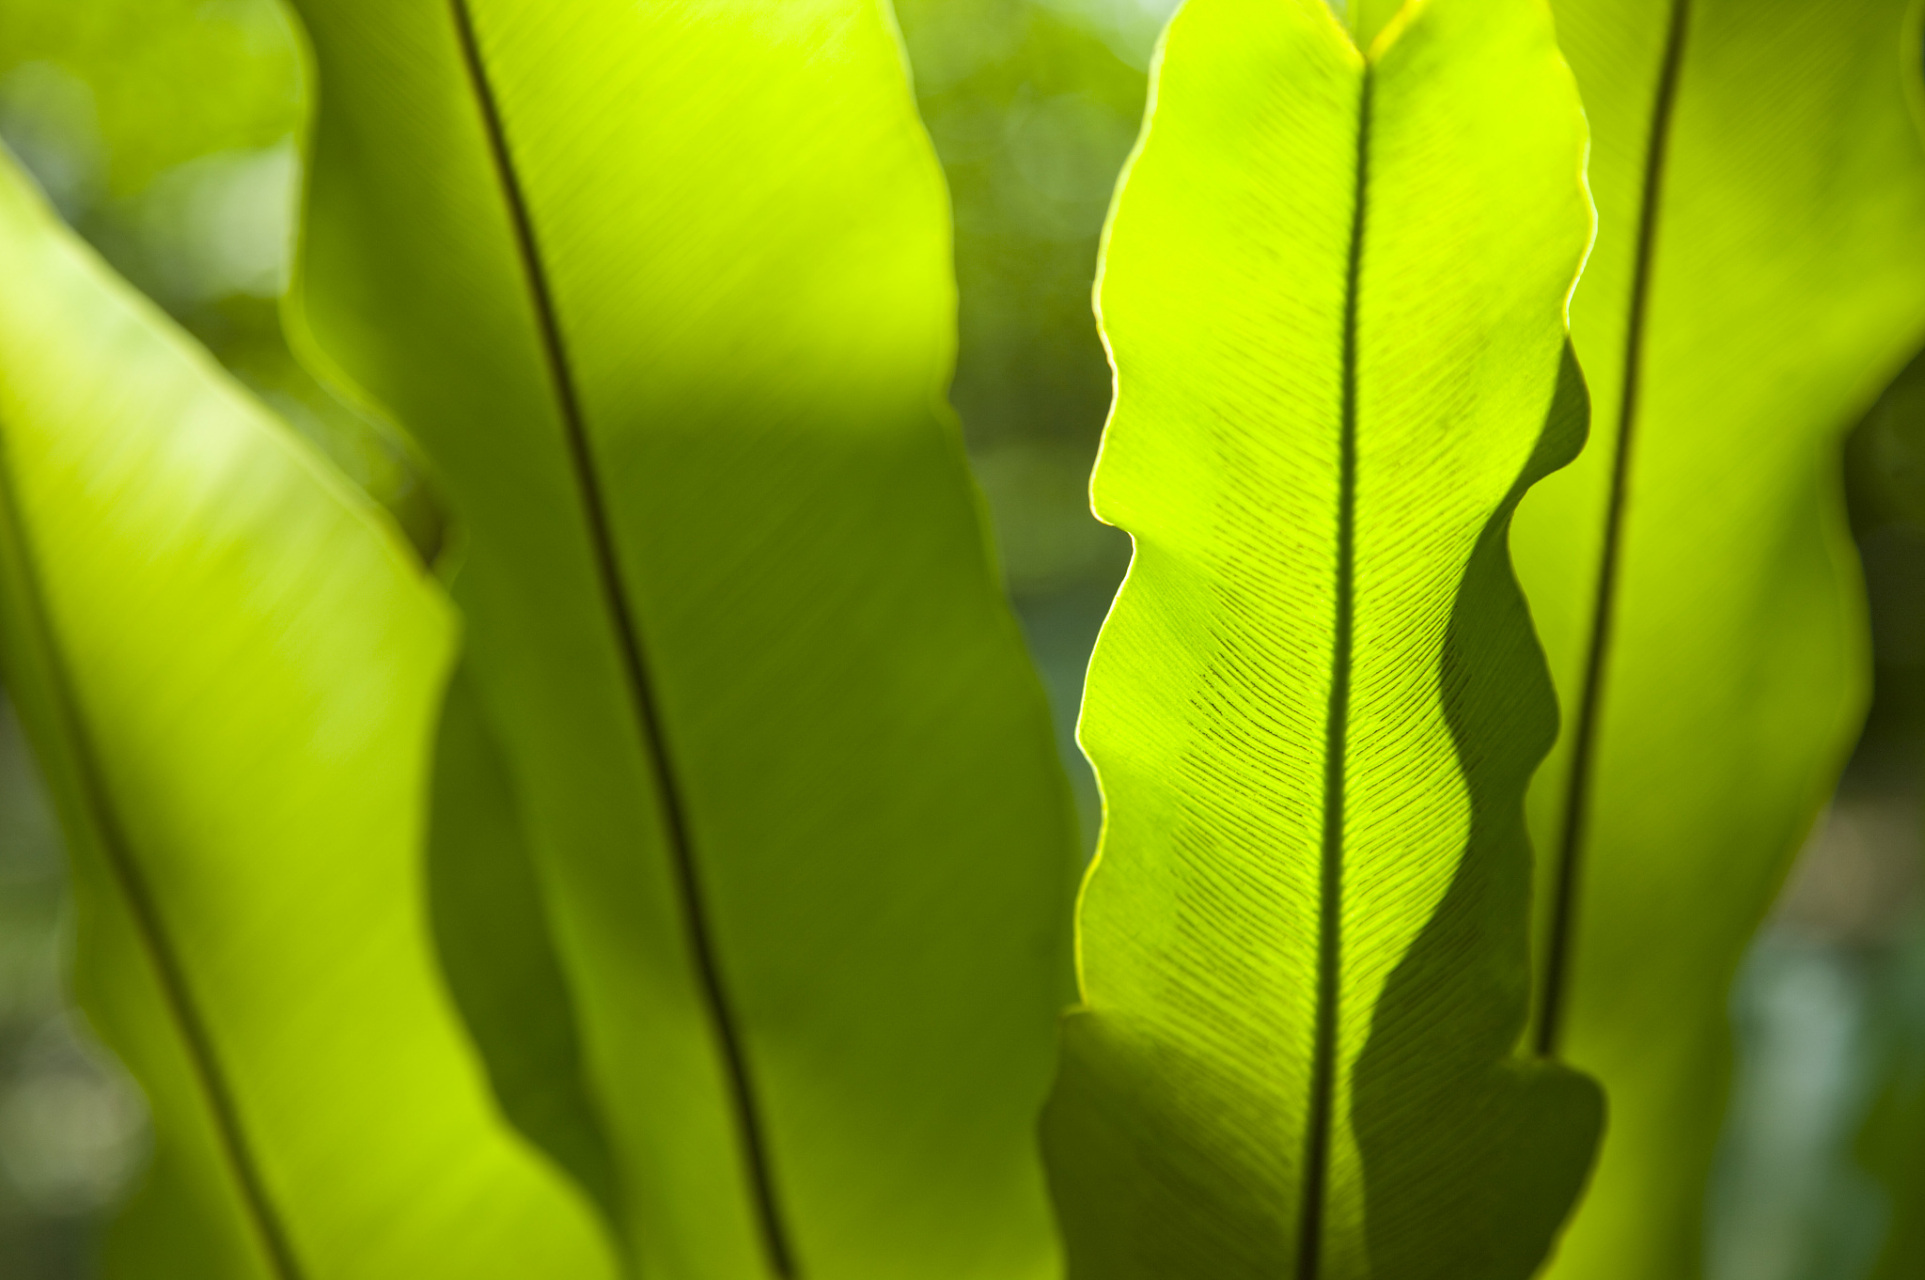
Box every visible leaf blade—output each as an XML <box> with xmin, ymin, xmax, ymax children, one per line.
<box><xmin>285</xmin><ymin>1</ymin><xmax>1082</xmax><ymax>1276</ymax></box>
<box><xmin>1517</xmin><ymin>2</ymin><xmax>1925</xmax><ymax>1272</ymax></box>
<box><xmin>0</xmin><ymin>142</ymin><xmax>616</xmax><ymax>1280</ymax></box>
<box><xmin>1042</xmin><ymin>0</ymin><xmax>1601</xmax><ymax>1274</ymax></box>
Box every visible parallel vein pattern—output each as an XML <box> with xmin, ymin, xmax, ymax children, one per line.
<box><xmin>1299</xmin><ymin>65</ymin><xmax>1371</xmax><ymax>1280</ymax></box>
<box><xmin>1042</xmin><ymin>1</ymin><xmax>1600</xmax><ymax>1276</ymax></box>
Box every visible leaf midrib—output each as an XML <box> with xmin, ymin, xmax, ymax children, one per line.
<box><xmin>441</xmin><ymin>3</ymin><xmax>797</xmax><ymax>1274</ymax></box>
<box><xmin>1297</xmin><ymin>58</ymin><xmax>1373</xmax><ymax>1280</ymax></box>
<box><xmin>0</xmin><ymin>416</ymin><xmax>307</xmax><ymax>1280</ymax></box>
<box><xmin>1534</xmin><ymin>0</ymin><xmax>1693</xmax><ymax>1057</ymax></box>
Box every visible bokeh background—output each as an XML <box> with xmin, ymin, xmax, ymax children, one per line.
<box><xmin>0</xmin><ymin>1</ymin><xmax>1921</xmax><ymax>1276</ymax></box>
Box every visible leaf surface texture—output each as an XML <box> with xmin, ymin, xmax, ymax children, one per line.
<box><xmin>0</xmin><ymin>144</ymin><xmax>615</xmax><ymax>1280</ymax></box>
<box><xmin>1041</xmin><ymin>1</ymin><xmax>1601</xmax><ymax>1275</ymax></box>
<box><xmin>1515</xmin><ymin>3</ymin><xmax>1925</xmax><ymax>1273</ymax></box>
<box><xmin>284</xmin><ymin>2</ymin><xmax>1081</xmax><ymax>1277</ymax></box>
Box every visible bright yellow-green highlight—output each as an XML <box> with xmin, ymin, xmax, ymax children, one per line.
<box><xmin>1046</xmin><ymin>0</ymin><xmax>1602</xmax><ymax>1275</ymax></box>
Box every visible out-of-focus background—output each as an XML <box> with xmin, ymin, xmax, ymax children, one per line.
<box><xmin>0</xmin><ymin>1</ymin><xmax>1920</xmax><ymax>1276</ymax></box>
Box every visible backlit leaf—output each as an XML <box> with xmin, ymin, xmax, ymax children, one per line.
<box><xmin>1513</xmin><ymin>3</ymin><xmax>1925</xmax><ymax>1273</ymax></box>
<box><xmin>283</xmin><ymin>1</ymin><xmax>1081</xmax><ymax>1277</ymax></box>
<box><xmin>1041</xmin><ymin>1</ymin><xmax>1601</xmax><ymax>1275</ymax></box>
<box><xmin>0</xmin><ymin>142</ymin><xmax>615</xmax><ymax>1280</ymax></box>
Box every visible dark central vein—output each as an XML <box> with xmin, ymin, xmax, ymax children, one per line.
<box><xmin>0</xmin><ymin>461</ymin><xmax>304</xmax><ymax>1280</ymax></box>
<box><xmin>1535</xmin><ymin>0</ymin><xmax>1692</xmax><ymax>1058</ymax></box>
<box><xmin>1300</xmin><ymin>62</ymin><xmax>1372</xmax><ymax>1280</ymax></box>
<box><xmin>445</xmin><ymin>5</ymin><xmax>796</xmax><ymax>1274</ymax></box>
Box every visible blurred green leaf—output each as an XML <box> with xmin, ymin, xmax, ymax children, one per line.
<box><xmin>1040</xmin><ymin>1</ymin><xmax>1601</xmax><ymax>1275</ymax></box>
<box><xmin>1858</xmin><ymin>910</ymin><xmax>1925</xmax><ymax>1279</ymax></box>
<box><xmin>284</xmin><ymin>0</ymin><xmax>1081</xmax><ymax>1276</ymax></box>
<box><xmin>0</xmin><ymin>0</ymin><xmax>295</xmax><ymax>203</ymax></box>
<box><xmin>892</xmin><ymin>0</ymin><xmax>1146</xmax><ymax>839</ymax></box>
<box><xmin>0</xmin><ymin>143</ymin><xmax>615</xmax><ymax>1279</ymax></box>
<box><xmin>894</xmin><ymin>0</ymin><xmax>1143</xmax><ymax>494</ymax></box>
<box><xmin>0</xmin><ymin>0</ymin><xmax>444</xmax><ymax>563</ymax></box>
<box><xmin>1511</xmin><ymin>1</ymin><xmax>1925</xmax><ymax>1275</ymax></box>
<box><xmin>1836</xmin><ymin>310</ymin><xmax>1925</xmax><ymax>1280</ymax></box>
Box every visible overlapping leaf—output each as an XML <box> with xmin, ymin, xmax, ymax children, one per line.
<box><xmin>0</xmin><ymin>143</ymin><xmax>613</xmax><ymax>1280</ymax></box>
<box><xmin>284</xmin><ymin>1</ymin><xmax>1081</xmax><ymax>1277</ymax></box>
<box><xmin>1512</xmin><ymin>3</ymin><xmax>1925</xmax><ymax>1274</ymax></box>
<box><xmin>1041</xmin><ymin>1</ymin><xmax>1601</xmax><ymax>1275</ymax></box>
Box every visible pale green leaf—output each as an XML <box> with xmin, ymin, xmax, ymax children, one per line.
<box><xmin>283</xmin><ymin>1</ymin><xmax>1081</xmax><ymax>1277</ymax></box>
<box><xmin>1040</xmin><ymin>1</ymin><xmax>1600</xmax><ymax>1275</ymax></box>
<box><xmin>0</xmin><ymin>143</ymin><xmax>615</xmax><ymax>1279</ymax></box>
<box><xmin>1513</xmin><ymin>3</ymin><xmax>1925</xmax><ymax>1274</ymax></box>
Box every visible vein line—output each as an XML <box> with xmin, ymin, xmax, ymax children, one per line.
<box><xmin>0</xmin><ymin>446</ymin><xmax>305</xmax><ymax>1280</ymax></box>
<box><xmin>444</xmin><ymin>5</ymin><xmax>797</xmax><ymax>1272</ymax></box>
<box><xmin>1536</xmin><ymin>0</ymin><xmax>1692</xmax><ymax>1058</ymax></box>
<box><xmin>1299</xmin><ymin>63</ymin><xmax>1372</xmax><ymax>1280</ymax></box>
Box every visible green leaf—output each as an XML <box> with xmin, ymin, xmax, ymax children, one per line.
<box><xmin>1340</xmin><ymin>0</ymin><xmax>1407</xmax><ymax>49</ymax></box>
<box><xmin>425</xmin><ymin>661</ymin><xmax>626</xmax><ymax>1238</ymax></box>
<box><xmin>284</xmin><ymin>1</ymin><xmax>1081</xmax><ymax>1276</ymax></box>
<box><xmin>0</xmin><ymin>0</ymin><xmax>296</xmax><ymax>202</ymax></box>
<box><xmin>0</xmin><ymin>0</ymin><xmax>447</xmax><ymax>563</ymax></box>
<box><xmin>1040</xmin><ymin>1</ymin><xmax>1600</xmax><ymax>1275</ymax></box>
<box><xmin>1859</xmin><ymin>919</ymin><xmax>1925</xmax><ymax>1279</ymax></box>
<box><xmin>1512</xmin><ymin>2</ymin><xmax>1925</xmax><ymax>1273</ymax></box>
<box><xmin>0</xmin><ymin>144</ymin><xmax>615</xmax><ymax>1279</ymax></box>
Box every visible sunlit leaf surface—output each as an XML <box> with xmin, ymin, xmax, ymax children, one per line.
<box><xmin>1042</xmin><ymin>1</ymin><xmax>1601</xmax><ymax>1276</ymax></box>
<box><xmin>284</xmin><ymin>1</ymin><xmax>1082</xmax><ymax>1277</ymax></box>
<box><xmin>0</xmin><ymin>143</ymin><xmax>615</xmax><ymax>1280</ymax></box>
